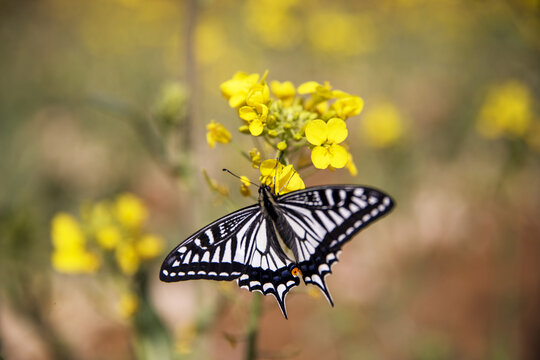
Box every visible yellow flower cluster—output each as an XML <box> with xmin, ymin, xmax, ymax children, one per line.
<box><xmin>476</xmin><ymin>80</ymin><xmax>540</xmax><ymax>152</ymax></box>
<box><xmin>476</xmin><ymin>80</ymin><xmax>533</xmax><ymax>139</ymax></box>
<box><xmin>51</xmin><ymin>193</ymin><xmax>164</xmax><ymax>276</ymax></box>
<box><xmin>361</xmin><ymin>102</ymin><xmax>404</xmax><ymax>148</ymax></box>
<box><xmin>206</xmin><ymin>70</ymin><xmax>365</xmax><ymax>196</ymax></box>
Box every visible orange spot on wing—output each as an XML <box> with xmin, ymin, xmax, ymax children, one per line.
<box><xmin>291</xmin><ymin>267</ymin><xmax>302</xmax><ymax>277</ymax></box>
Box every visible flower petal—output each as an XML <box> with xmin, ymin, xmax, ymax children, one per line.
<box><xmin>327</xmin><ymin>117</ymin><xmax>348</xmax><ymax>143</ymax></box>
<box><xmin>297</xmin><ymin>81</ymin><xmax>321</xmax><ymax>94</ymax></box>
<box><xmin>260</xmin><ymin>159</ymin><xmax>280</xmax><ymax>176</ymax></box>
<box><xmin>249</xmin><ymin>119</ymin><xmax>264</xmax><ymax>136</ymax></box>
<box><xmin>328</xmin><ymin>144</ymin><xmax>348</xmax><ymax>168</ymax></box>
<box><xmin>311</xmin><ymin>146</ymin><xmax>330</xmax><ymax>169</ymax></box>
<box><xmin>239</xmin><ymin>106</ymin><xmax>258</xmax><ymax>121</ymax></box>
<box><xmin>305</xmin><ymin>119</ymin><xmax>328</xmax><ymax>146</ymax></box>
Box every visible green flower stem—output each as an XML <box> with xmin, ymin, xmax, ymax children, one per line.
<box><xmin>133</xmin><ymin>271</ymin><xmax>174</xmax><ymax>360</ymax></box>
<box><xmin>245</xmin><ymin>293</ymin><xmax>262</xmax><ymax>360</ymax></box>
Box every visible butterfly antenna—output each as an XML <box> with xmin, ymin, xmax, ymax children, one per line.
<box><xmin>222</xmin><ymin>168</ymin><xmax>257</xmax><ymax>187</ymax></box>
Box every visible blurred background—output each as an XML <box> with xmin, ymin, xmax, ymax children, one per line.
<box><xmin>1</xmin><ymin>0</ymin><xmax>539</xmax><ymax>359</ymax></box>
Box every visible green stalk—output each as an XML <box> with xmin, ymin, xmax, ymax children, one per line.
<box><xmin>245</xmin><ymin>293</ymin><xmax>262</xmax><ymax>360</ymax></box>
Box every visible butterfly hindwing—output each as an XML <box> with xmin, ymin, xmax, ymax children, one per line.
<box><xmin>277</xmin><ymin>186</ymin><xmax>394</xmax><ymax>304</ymax></box>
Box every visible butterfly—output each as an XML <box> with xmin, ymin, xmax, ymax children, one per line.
<box><xmin>160</xmin><ymin>184</ymin><xmax>394</xmax><ymax>319</ymax></box>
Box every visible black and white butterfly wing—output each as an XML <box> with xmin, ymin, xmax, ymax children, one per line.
<box><xmin>277</xmin><ymin>186</ymin><xmax>394</xmax><ymax>304</ymax></box>
<box><xmin>160</xmin><ymin>204</ymin><xmax>301</xmax><ymax>318</ymax></box>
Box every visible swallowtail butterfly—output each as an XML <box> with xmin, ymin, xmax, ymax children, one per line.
<box><xmin>160</xmin><ymin>184</ymin><xmax>394</xmax><ymax>318</ymax></box>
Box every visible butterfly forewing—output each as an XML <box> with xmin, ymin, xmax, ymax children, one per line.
<box><xmin>160</xmin><ymin>185</ymin><xmax>394</xmax><ymax>318</ymax></box>
<box><xmin>160</xmin><ymin>205</ymin><xmax>259</xmax><ymax>281</ymax></box>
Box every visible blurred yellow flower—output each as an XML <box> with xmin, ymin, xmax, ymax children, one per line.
<box><xmin>51</xmin><ymin>213</ymin><xmax>100</xmax><ymax>274</ymax></box>
<box><xmin>259</xmin><ymin>159</ymin><xmax>305</xmax><ymax>195</ymax></box>
<box><xmin>135</xmin><ymin>234</ymin><xmax>164</xmax><ymax>260</ymax></box>
<box><xmin>249</xmin><ymin>148</ymin><xmax>261</xmax><ymax>168</ymax></box>
<box><xmin>114</xmin><ymin>193</ymin><xmax>148</xmax><ymax>230</ymax></box>
<box><xmin>83</xmin><ymin>201</ymin><xmax>113</xmax><ymax>234</ymax></box>
<box><xmin>52</xmin><ymin>250</ymin><xmax>100</xmax><ymax>274</ymax></box>
<box><xmin>297</xmin><ymin>81</ymin><xmax>321</xmax><ymax>95</ymax></box>
<box><xmin>175</xmin><ymin>324</ymin><xmax>197</xmax><ymax>355</ymax></box>
<box><xmin>118</xmin><ymin>291</ymin><xmax>139</xmax><ymax>319</ymax></box>
<box><xmin>307</xmin><ymin>11</ymin><xmax>376</xmax><ymax>56</ymax></box>
<box><xmin>96</xmin><ymin>225</ymin><xmax>122</xmax><ymax>250</ymax></box>
<box><xmin>244</xmin><ymin>0</ymin><xmax>301</xmax><ymax>50</ymax></box>
<box><xmin>333</xmin><ymin>96</ymin><xmax>364</xmax><ymax>119</ymax></box>
<box><xmin>195</xmin><ymin>20</ymin><xmax>228</xmax><ymax>66</ymax></box>
<box><xmin>271</xmin><ymin>80</ymin><xmax>296</xmax><ymax>103</ymax></box>
<box><xmin>345</xmin><ymin>153</ymin><xmax>358</xmax><ymax>177</ymax></box>
<box><xmin>116</xmin><ymin>242</ymin><xmax>140</xmax><ymax>276</ymax></box>
<box><xmin>203</xmin><ymin>169</ymin><xmax>229</xmax><ymax>197</ymax></box>
<box><xmin>297</xmin><ymin>81</ymin><xmax>335</xmax><ymax>99</ymax></box>
<box><xmin>206</xmin><ymin>120</ymin><xmax>232</xmax><ymax>148</ymax></box>
<box><xmin>220</xmin><ymin>72</ymin><xmax>260</xmax><ymax>108</ymax></box>
<box><xmin>240</xmin><ymin>176</ymin><xmax>252</xmax><ymax>197</ymax></box>
<box><xmin>476</xmin><ymin>80</ymin><xmax>533</xmax><ymax>139</ymax></box>
<box><xmin>52</xmin><ymin>213</ymin><xmax>86</xmax><ymax>250</ymax></box>
<box><xmin>361</xmin><ymin>103</ymin><xmax>404</xmax><ymax>148</ymax></box>
<box><xmin>306</xmin><ymin>118</ymin><xmax>349</xmax><ymax>169</ymax></box>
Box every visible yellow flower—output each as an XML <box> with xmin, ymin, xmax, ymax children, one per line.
<box><xmin>116</xmin><ymin>242</ymin><xmax>139</xmax><ymax>275</ymax></box>
<box><xmin>345</xmin><ymin>152</ymin><xmax>358</xmax><ymax>176</ymax></box>
<box><xmin>271</xmin><ymin>80</ymin><xmax>296</xmax><ymax>103</ymax></box>
<box><xmin>476</xmin><ymin>80</ymin><xmax>533</xmax><ymax>139</ymax></box>
<box><xmin>114</xmin><ymin>193</ymin><xmax>148</xmax><ymax>230</ymax></box>
<box><xmin>206</xmin><ymin>120</ymin><xmax>232</xmax><ymax>148</ymax></box>
<box><xmin>277</xmin><ymin>141</ymin><xmax>287</xmax><ymax>151</ymax></box>
<box><xmin>333</xmin><ymin>96</ymin><xmax>364</xmax><ymax>119</ymax></box>
<box><xmin>249</xmin><ymin>148</ymin><xmax>261</xmax><ymax>168</ymax></box>
<box><xmin>51</xmin><ymin>213</ymin><xmax>100</xmax><ymax>274</ymax></box>
<box><xmin>51</xmin><ymin>213</ymin><xmax>86</xmax><ymax>251</ymax></box>
<box><xmin>246</xmin><ymin>84</ymin><xmax>270</xmax><ymax>107</ymax></box>
<box><xmin>83</xmin><ymin>201</ymin><xmax>113</xmax><ymax>235</ymax></box>
<box><xmin>239</xmin><ymin>103</ymin><xmax>268</xmax><ymax>136</ymax></box>
<box><xmin>244</xmin><ymin>0</ymin><xmax>301</xmax><ymax>50</ymax></box>
<box><xmin>220</xmin><ymin>71</ymin><xmax>260</xmax><ymax>108</ymax></box>
<box><xmin>237</xmin><ymin>84</ymin><xmax>271</xmax><ymax>136</ymax></box>
<box><xmin>202</xmin><ymin>169</ymin><xmax>229</xmax><ymax>197</ymax></box>
<box><xmin>118</xmin><ymin>291</ymin><xmax>139</xmax><ymax>319</ymax></box>
<box><xmin>361</xmin><ymin>103</ymin><xmax>404</xmax><ymax>148</ymax></box>
<box><xmin>96</xmin><ymin>225</ymin><xmax>122</xmax><ymax>250</ymax></box>
<box><xmin>51</xmin><ymin>249</ymin><xmax>100</xmax><ymax>274</ymax></box>
<box><xmin>305</xmin><ymin>118</ymin><xmax>349</xmax><ymax>169</ymax></box>
<box><xmin>259</xmin><ymin>159</ymin><xmax>305</xmax><ymax>195</ymax></box>
<box><xmin>298</xmin><ymin>80</ymin><xmax>340</xmax><ymax>100</ymax></box>
<box><xmin>297</xmin><ymin>81</ymin><xmax>321</xmax><ymax>95</ymax></box>
<box><xmin>240</xmin><ymin>176</ymin><xmax>252</xmax><ymax>197</ymax></box>
<box><xmin>307</xmin><ymin>11</ymin><xmax>376</xmax><ymax>56</ymax></box>
<box><xmin>135</xmin><ymin>234</ymin><xmax>164</xmax><ymax>260</ymax></box>
<box><xmin>175</xmin><ymin>324</ymin><xmax>197</xmax><ymax>355</ymax></box>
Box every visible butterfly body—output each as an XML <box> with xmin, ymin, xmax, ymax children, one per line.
<box><xmin>160</xmin><ymin>185</ymin><xmax>394</xmax><ymax>318</ymax></box>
